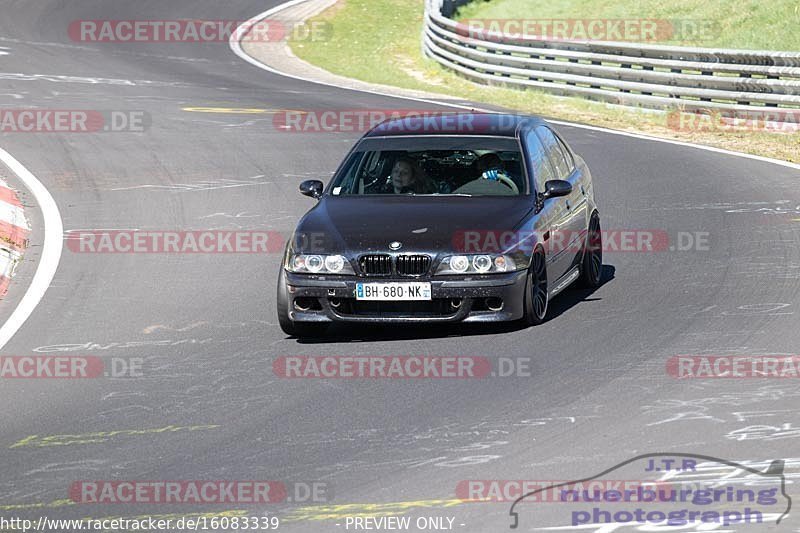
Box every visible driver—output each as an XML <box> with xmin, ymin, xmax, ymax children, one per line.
<box><xmin>450</xmin><ymin>152</ymin><xmax>518</xmax><ymax>195</ymax></box>
<box><xmin>390</xmin><ymin>157</ymin><xmax>435</xmax><ymax>194</ymax></box>
<box><xmin>476</xmin><ymin>153</ymin><xmax>512</xmax><ymax>183</ymax></box>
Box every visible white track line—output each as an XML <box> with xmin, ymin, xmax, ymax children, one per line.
<box><xmin>0</xmin><ymin>148</ymin><xmax>63</xmax><ymax>350</ymax></box>
<box><xmin>229</xmin><ymin>0</ymin><xmax>800</xmax><ymax>172</ymax></box>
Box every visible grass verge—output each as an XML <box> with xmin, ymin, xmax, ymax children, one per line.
<box><xmin>455</xmin><ymin>0</ymin><xmax>800</xmax><ymax>51</ymax></box>
<box><xmin>290</xmin><ymin>0</ymin><xmax>799</xmax><ymax>163</ymax></box>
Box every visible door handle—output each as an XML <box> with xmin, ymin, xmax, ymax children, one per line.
<box><xmin>565</xmin><ymin>200</ymin><xmax>571</xmax><ymax>210</ymax></box>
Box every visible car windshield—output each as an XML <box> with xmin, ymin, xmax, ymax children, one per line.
<box><xmin>329</xmin><ymin>136</ymin><xmax>527</xmax><ymax>196</ymax></box>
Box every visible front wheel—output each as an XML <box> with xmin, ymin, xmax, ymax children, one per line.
<box><xmin>578</xmin><ymin>212</ymin><xmax>603</xmax><ymax>288</ymax></box>
<box><xmin>522</xmin><ymin>247</ymin><xmax>549</xmax><ymax>326</ymax></box>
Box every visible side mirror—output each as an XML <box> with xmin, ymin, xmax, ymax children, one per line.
<box><xmin>299</xmin><ymin>180</ymin><xmax>324</xmax><ymax>199</ymax></box>
<box><xmin>542</xmin><ymin>179</ymin><xmax>572</xmax><ymax>200</ymax></box>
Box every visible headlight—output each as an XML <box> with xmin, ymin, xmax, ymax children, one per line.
<box><xmin>473</xmin><ymin>255</ymin><xmax>492</xmax><ymax>273</ymax></box>
<box><xmin>449</xmin><ymin>255</ymin><xmax>469</xmax><ymax>273</ymax></box>
<box><xmin>306</xmin><ymin>255</ymin><xmax>324</xmax><ymax>272</ymax></box>
<box><xmin>287</xmin><ymin>253</ymin><xmax>354</xmax><ymax>274</ymax></box>
<box><xmin>435</xmin><ymin>254</ymin><xmax>518</xmax><ymax>275</ymax></box>
<box><xmin>324</xmin><ymin>255</ymin><xmax>345</xmax><ymax>273</ymax></box>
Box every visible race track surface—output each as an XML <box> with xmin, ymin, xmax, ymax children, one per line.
<box><xmin>1</xmin><ymin>0</ymin><xmax>800</xmax><ymax>531</ymax></box>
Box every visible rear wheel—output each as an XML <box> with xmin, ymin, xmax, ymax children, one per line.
<box><xmin>276</xmin><ymin>269</ymin><xmax>328</xmax><ymax>338</ymax></box>
<box><xmin>578</xmin><ymin>212</ymin><xmax>603</xmax><ymax>288</ymax></box>
<box><xmin>522</xmin><ymin>247</ymin><xmax>549</xmax><ymax>326</ymax></box>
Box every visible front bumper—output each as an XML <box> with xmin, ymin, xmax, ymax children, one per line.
<box><xmin>282</xmin><ymin>270</ymin><xmax>528</xmax><ymax>324</ymax></box>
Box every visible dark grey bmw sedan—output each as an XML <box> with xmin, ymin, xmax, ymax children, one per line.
<box><xmin>277</xmin><ymin>113</ymin><xmax>602</xmax><ymax>337</ymax></box>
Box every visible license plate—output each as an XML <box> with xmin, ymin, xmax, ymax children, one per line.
<box><xmin>355</xmin><ymin>282</ymin><xmax>431</xmax><ymax>301</ymax></box>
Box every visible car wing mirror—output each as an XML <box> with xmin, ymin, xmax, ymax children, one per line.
<box><xmin>299</xmin><ymin>180</ymin><xmax>324</xmax><ymax>199</ymax></box>
<box><xmin>542</xmin><ymin>179</ymin><xmax>572</xmax><ymax>200</ymax></box>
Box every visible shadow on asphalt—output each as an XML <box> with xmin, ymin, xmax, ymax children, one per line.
<box><xmin>292</xmin><ymin>265</ymin><xmax>616</xmax><ymax>344</ymax></box>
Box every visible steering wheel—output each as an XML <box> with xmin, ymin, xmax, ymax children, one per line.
<box><xmin>496</xmin><ymin>174</ymin><xmax>519</xmax><ymax>194</ymax></box>
<box><xmin>482</xmin><ymin>170</ymin><xmax>519</xmax><ymax>194</ymax></box>
<box><xmin>362</xmin><ymin>172</ymin><xmax>383</xmax><ymax>191</ymax></box>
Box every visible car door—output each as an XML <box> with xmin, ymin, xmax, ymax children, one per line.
<box><xmin>536</xmin><ymin>126</ymin><xmax>587</xmax><ymax>275</ymax></box>
<box><xmin>524</xmin><ymin>129</ymin><xmax>571</xmax><ymax>283</ymax></box>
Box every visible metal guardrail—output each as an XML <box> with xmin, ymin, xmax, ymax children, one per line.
<box><xmin>423</xmin><ymin>0</ymin><xmax>800</xmax><ymax>116</ymax></box>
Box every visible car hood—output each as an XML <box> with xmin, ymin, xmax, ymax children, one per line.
<box><xmin>293</xmin><ymin>196</ymin><xmax>534</xmax><ymax>255</ymax></box>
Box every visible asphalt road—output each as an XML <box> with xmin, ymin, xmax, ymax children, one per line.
<box><xmin>1</xmin><ymin>0</ymin><xmax>800</xmax><ymax>531</ymax></box>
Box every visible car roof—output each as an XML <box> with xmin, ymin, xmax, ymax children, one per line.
<box><xmin>363</xmin><ymin>112</ymin><xmax>547</xmax><ymax>138</ymax></box>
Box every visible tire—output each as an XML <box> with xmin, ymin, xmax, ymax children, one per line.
<box><xmin>578</xmin><ymin>212</ymin><xmax>603</xmax><ymax>288</ymax></box>
<box><xmin>276</xmin><ymin>269</ymin><xmax>327</xmax><ymax>338</ymax></box>
<box><xmin>522</xmin><ymin>247</ymin><xmax>549</xmax><ymax>326</ymax></box>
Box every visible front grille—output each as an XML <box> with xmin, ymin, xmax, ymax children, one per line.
<box><xmin>396</xmin><ymin>254</ymin><xmax>431</xmax><ymax>276</ymax></box>
<box><xmin>359</xmin><ymin>254</ymin><xmax>392</xmax><ymax>276</ymax></box>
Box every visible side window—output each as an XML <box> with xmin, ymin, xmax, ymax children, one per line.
<box><xmin>536</xmin><ymin>126</ymin><xmax>572</xmax><ymax>181</ymax></box>
<box><xmin>525</xmin><ymin>130</ymin><xmax>556</xmax><ymax>194</ymax></box>
<box><xmin>554</xmin><ymin>135</ymin><xmax>575</xmax><ymax>173</ymax></box>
